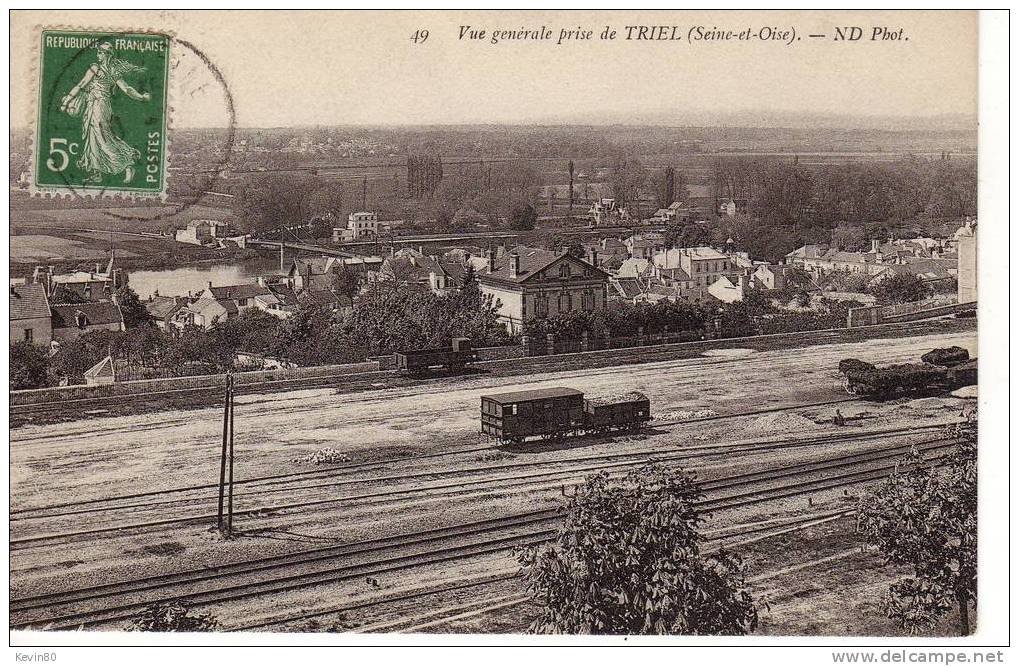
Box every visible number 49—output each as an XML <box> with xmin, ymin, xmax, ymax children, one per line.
<box><xmin>411</xmin><ymin>29</ymin><xmax>429</xmax><ymax>44</ymax></box>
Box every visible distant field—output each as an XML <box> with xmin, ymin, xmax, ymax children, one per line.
<box><xmin>10</xmin><ymin>204</ymin><xmax>236</xmax><ymax>235</ymax></box>
<box><xmin>9</xmin><ymin>188</ymin><xmax>236</xmax><ymax>234</ymax></box>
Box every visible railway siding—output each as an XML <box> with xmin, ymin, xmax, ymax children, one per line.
<box><xmin>10</xmin><ymin>317</ymin><xmax>974</xmax><ymax>411</ymax></box>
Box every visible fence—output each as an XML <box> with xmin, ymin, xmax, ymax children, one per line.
<box><xmin>847</xmin><ymin>295</ymin><xmax>963</xmax><ymax>327</ymax></box>
<box><xmin>521</xmin><ymin>329</ymin><xmax>704</xmax><ymax>356</ymax></box>
<box><xmin>10</xmin><ymin>360</ymin><xmax>381</xmax><ymax>405</ymax></box>
<box><xmin>880</xmin><ymin>295</ymin><xmax>958</xmax><ymax>319</ymax></box>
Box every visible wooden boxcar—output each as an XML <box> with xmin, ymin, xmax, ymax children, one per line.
<box><xmin>583</xmin><ymin>392</ymin><xmax>651</xmax><ymax>433</ymax></box>
<box><xmin>480</xmin><ymin>387</ymin><xmax>585</xmax><ymax>443</ymax></box>
<box><xmin>395</xmin><ymin>338</ymin><xmax>475</xmax><ymax>375</ymax></box>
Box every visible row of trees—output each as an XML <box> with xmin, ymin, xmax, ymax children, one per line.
<box><xmin>519</xmin><ymin>288</ymin><xmax>860</xmax><ymax>342</ymax></box>
<box><xmin>711</xmin><ymin>156</ymin><xmax>976</xmax><ymax>228</ymax></box>
<box><xmin>522</xmin><ymin>300</ymin><xmax>711</xmax><ymax>340</ymax></box>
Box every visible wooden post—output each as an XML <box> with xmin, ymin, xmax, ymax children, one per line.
<box><xmin>217</xmin><ymin>373</ymin><xmax>231</xmax><ymax>533</ymax></box>
<box><xmin>226</xmin><ymin>377</ymin><xmax>236</xmax><ymax>538</ymax></box>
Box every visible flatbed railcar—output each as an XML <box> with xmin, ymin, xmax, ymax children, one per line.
<box><xmin>395</xmin><ymin>337</ymin><xmax>476</xmax><ymax>376</ymax></box>
<box><xmin>480</xmin><ymin>387</ymin><xmax>650</xmax><ymax>444</ymax></box>
<box><xmin>838</xmin><ymin>348</ymin><xmax>977</xmax><ymax>400</ymax></box>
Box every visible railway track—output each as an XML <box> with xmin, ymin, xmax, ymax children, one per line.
<box><xmin>10</xmin><ymin>421</ymin><xmax>953</xmax><ymax>547</ymax></box>
<box><xmin>10</xmin><ymin>395</ymin><xmax>866</xmax><ymax>520</ymax></box>
<box><xmin>12</xmin><ymin>394</ymin><xmax>864</xmax><ymax>517</ymax></box>
<box><xmin>10</xmin><ymin>438</ymin><xmax>955</xmax><ymax>631</ymax></box>
<box><xmin>359</xmin><ymin>513</ymin><xmax>866</xmax><ymax>635</ymax></box>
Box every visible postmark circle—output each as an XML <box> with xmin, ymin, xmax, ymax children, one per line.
<box><xmin>38</xmin><ymin>30</ymin><xmax>235</xmax><ymax>222</ymax></box>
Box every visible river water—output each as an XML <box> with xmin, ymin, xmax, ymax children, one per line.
<box><xmin>128</xmin><ymin>256</ymin><xmax>284</xmax><ymax>299</ymax></box>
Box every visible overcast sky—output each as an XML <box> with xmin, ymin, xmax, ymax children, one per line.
<box><xmin>11</xmin><ymin>10</ymin><xmax>978</xmax><ymax>128</ymax></box>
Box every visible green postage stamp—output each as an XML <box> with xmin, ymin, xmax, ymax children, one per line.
<box><xmin>32</xmin><ymin>30</ymin><xmax>170</xmax><ymax>198</ymax></box>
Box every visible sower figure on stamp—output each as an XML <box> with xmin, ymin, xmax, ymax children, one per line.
<box><xmin>59</xmin><ymin>42</ymin><xmax>150</xmax><ymax>184</ymax></box>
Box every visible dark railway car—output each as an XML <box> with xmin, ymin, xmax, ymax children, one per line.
<box><xmin>947</xmin><ymin>358</ymin><xmax>977</xmax><ymax>388</ymax></box>
<box><xmin>480</xmin><ymin>387</ymin><xmax>651</xmax><ymax>443</ymax></box>
<box><xmin>481</xmin><ymin>387</ymin><xmax>585</xmax><ymax>444</ymax></box>
<box><xmin>395</xmin><ymin>337</ymin><xmax>475</xmax><ymax>375</ymax></box>
<box><xmin>584</xmin><ymin>392</ymin><xmax>651</xmax><ymax>434</ymax></box>
<box><xmin>840</xmin><ymin>362</ymin><xmax>948</xmax><ymax>399</ymax></box>
<box><xmin>839</xmin><ymin>347</ymin><xmax>977</xmax><ymax>400</ymax></box>
<box><xmin>921</xmin><ymin>346</ymin><xmax>970</xmax><ymax>367</ymax></box>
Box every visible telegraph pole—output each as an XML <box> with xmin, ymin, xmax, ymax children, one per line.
<box><xmin>279</xmin><ymin>226</ymin><xmax>285</xmax><ymax>273</ymax></box>
<box><xmin>226</xmin><ymin>375</ymin><xmax>235</xmax><ymax>538</ymax></box>
<box><xmin>217</xmin><ymin>372</ymin><xmax>232</xmax><ymax>534</ymax></box>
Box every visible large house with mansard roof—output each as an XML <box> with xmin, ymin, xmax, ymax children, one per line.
<box><xmin>476</xmin><ymin>246</ymin><xmax>610</xmax><ymax>334</ymax></box>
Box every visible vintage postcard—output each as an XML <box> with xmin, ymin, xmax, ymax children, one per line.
<box><xmin>6</xmin><ymin>7</ymin><xmax>1007</xmax><ymax>657</ymax></box>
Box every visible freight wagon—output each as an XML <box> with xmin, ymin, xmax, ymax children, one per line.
<box><xmin>838</xmin><ymin>347</ymin><xmax>977</xmax><ymax>400</ymax></box>
<box><xmin>480</xmin><ymin>387</ymin><xmax>650</xmax><ymax>444</ymax></box>
<box><xmin>395</xmin><ymin>338</ymin><xmax>476</xmax><ymax>376</ymax></box>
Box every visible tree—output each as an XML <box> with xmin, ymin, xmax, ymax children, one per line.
<box><xmin>159</xmin><ymin>324</ymin><xmax>233</xmax><ymax>374</ymax></box>
<box><xmin>664</xmin><ymin>222</ymin><xmax>714</xmax><ymax>249</ymax></box>
<box><xmin>331</xmin><ymin>262</ymin><xmax>362</xmax><ymax>301</ymax></box>
<box><xmin>871</xmin><ymin>273</ymin><xmax>931</xmax><ymax>305</ymax></box>
<box><xmin>211</xmin><ymin>309</ymin><xmax>281</xmax><ymax>356</ymax></box>
<box><xmin>567</xmin><ymin>160</ymin><xmax>575</xmax><ymax>219</ymax></box>
<box><xmin>858</xmin><ymin>421</ymin><xmax>977</xmax><ymax>634</ymax></box>
<box><xmin>50</xmin><ymin>329</ymin><xmax>118</xmax><ymax>384</ymax></box>
<box><xmin>10</xmin><ymin>341</ymin><xmax>50</xmax><ymax>390</ymax></box>
<box><xmin>509</xmin><ymin>203</ymin><xmax>538</xmax><ymax>231</ymax></box>
<box><xmin>128</xmin><ymin>603</ymin><xmax>219</xmax><ymax>632</ymax></box>
<box><xmin>610</xmin><ymin>157</ymin><xmax>650</xmax><ymax>219</ymax></box>
<box><xmin>518</xmin><ymin>464</ymin><xmax>758</xmax><ymax>635</ymax></box>
<box><xmin>115</xmin><ymin>285</ymin><xmax>152</xmax><ymax>329</ymax></box>
<box><xmin>306</xmin><ymin>181</ymin><xmax>345</xmax><ymax>220</ymax></box>
<box><xmin>661</xmin><ymin>166</ymin><xmax>675</xmax><ymax>208</ymax></box>
<box><xmin>237</xmin><ymin>173</ymin><xmax>319</xmax><ymax>235</ymax></box>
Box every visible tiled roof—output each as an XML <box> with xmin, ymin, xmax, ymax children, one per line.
<box><xmin>50</xmin><ymin>271</ymin><xmax>112</xmax><ymax>284</ymax></box>
<box><xmin>617</xmin><ymin>258</ymin><xmax>651</xmax><ymax>278</ymax></box>
<box><xmin>84</xmin><ymin>355</ymin><xmax>116</xmax><ymax>379</ymax></box>
<box><xmin>51</xmin><ymin>302</ymin><xmax>124</xmax><ymax>328</ymax></box>
<box><xmin>786</xmin><ymin>244</ymin><xmax>827</xmax><ymax>259</ymax></box>
<box><xmin>268</xmin><ymin>285</ymin><xmax>299</xmax><ymax>306</ymax></box>
<box><xmin>659</xmin><ymin>267</ymin><xmax>692</xmax><ymax>281</ymax></box>
<box><xmin>611</xmin><ymin>278</ymin><xmax>644</xmax><ymax>299</ymax></box>
<box><xmin>188</xmin><ymin>297</ymin><xmax>238</xmax><ymax>317</ymax></box>
<box><xmin>10</xmin><ymin>283</ymin><xmax>51</xmax><ymax>320</ymax></box>
<box><xmin>478</xmin><ymin>246</ymin><xmax>605</xmax><ymax>285</ymax></box>
<box><xmin>292</xmin><ymin>257</ymin><xmax>335</xmax><ymax>275</ymax></box>
<box><xmin>208</xmin><ymin>284</ymin><xmax>272</xmax><ymax>300</ymax></box>
<box><xmin>144</xmin><ymin>295</ymin><xmax>184</xmax><ymax>320</ymax></box>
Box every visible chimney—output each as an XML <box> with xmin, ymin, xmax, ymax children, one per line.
<box><xmin>509</xmin><ymin>253</ymin><xmax>520</xmax><ymax>278</ymax></box>
<box><xmin>257</xmin><ymin>276</ymin><xmax>265</xmax><ymax>287</ymax></box>
<box><xmin>208</xmin><ymin>281</ymin><xmax>213</xmax><ymax>291</ymax></box>
<box><xmin>738</xmin><ymin>272</ymin><xmax>749</xmax><ymax>291</ymax></box>
<box><xmin>586</xmin><ymin>246</ymin><xmax>599</xmax><ymax>267</ymax></box>
<box><xmin>488</xmin><ymin>251</ymin><xmax>496</xmax><ymax>274</ymax></box>
<box><xmin>871</xmin><ymin>239</ymin><xmax>880</xmax><ymax>254</ymax></box>
<box><xmin>96</xmin><ymin>262</ymin><xmax>102</xmax><ymax>274</ymax></box>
